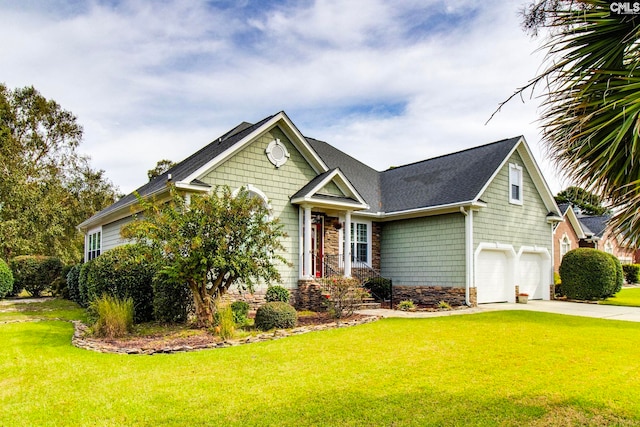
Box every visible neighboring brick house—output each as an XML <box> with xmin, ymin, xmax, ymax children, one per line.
<box><xmin>79</xmin><ymin>111</ymin><xmax>562</xmax><ymax>307</ymax></box>
<box><xmin>578</xmin><ymin>215</ymin><xmax>636</xmax><ymax>264</ymax></box>
<box><xmin>554</xmin><ymin>203</ymin><xmax>637</xmax><ymax>268</ymax></box>
<box><xmin>553</xmin><ymin>203</ymin><xmax>587</xmax><ymax>273</ymax></box>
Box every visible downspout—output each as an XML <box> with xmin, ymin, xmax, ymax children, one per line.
<box><xmin>460</xmin><ymin>206</ymin><xmax>473</xmax><ymax>306</ymax></box>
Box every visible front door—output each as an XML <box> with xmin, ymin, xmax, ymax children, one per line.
<box><xmin>311</xmin><ymin>216</ymin><xmax>324</xmax><ymax>277</ymax></box>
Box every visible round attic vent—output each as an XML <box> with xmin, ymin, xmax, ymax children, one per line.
<box><xmin>265</xmin><ymin>138</ymin><xmax>290</xmax><ymax>168</ymax></box>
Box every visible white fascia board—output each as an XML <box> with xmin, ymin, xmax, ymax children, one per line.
<box><xmin>290</xmin><ymin>195</ymin><xmax>369</xmax><ymax>211</ymax></box>
<box><xmin>564</xmin><ymin>207</ymin><xmax>587</xmax><ymax>239</ymax></box>
<box><xmin>300</xmin><ymin>168</ymin><xmax>368</xmax><ymax>207</ymax></box>
<box><xmin>366</xmin><ymin>200</ymin><xmax>485</xmax><ymax>221</ymax></box>
<box><xmin>182</xmin><ymin>112</ymin><xmax>329</xmax><ymax>185</ymax></box>
<box><xmin>77</xmin><ymin>187</ymin><xmax>170</xmax><ymax>232</ymax></box>
<box><xmin>174</xmin><ymin>182</ymin><xmax>212</xmax><ymax>192</ymax></box>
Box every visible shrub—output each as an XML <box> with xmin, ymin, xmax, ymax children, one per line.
<box><xmin>214</xmin><ymin>302</ymin><xmax>235</xmax><ymax>340</ymax></box>
<box><xmin>78</xmin><ymin>261</ymin><xmax>93</xmax><ymax>308</ymax></box>
<box><xmin>623</xmin><ymin>264</ymin><xmax>640</xmax><ymax>284</ymax></box>
<box><xmin>231</xmin><ymin>301</ymin><xmax>250</xmax><ymax>326</ymax></box>
<box><xmin>255</xmin><ymin>301</ymin><xmax>297</xmax><ymax>331</ymax></box>
<box><xmin>89</xmin><ymin>295</ymin><xmax>134</xmax><ymax>338</ymax></box>
<box><xmin>363</xmin><ymin>277</ymin><xmax>392</xmax><ymax>301</ymax></box>
<box><xmin>559</xmin><ymin>248</ymin><xmax>618</xmax><ymax>300</ymax></box>
<box><xmin>51</xmin><ymin>265</ymin><xmax>72</xmax><ymax>299</ymax></box>
<box><xmin>9</xmin><ymin>255</ymin><xmax>63</xmax><ymax>297</ymax></box>
<box><xmin>0</xmin><ymin>259</ymin><xmax>14</xmax><ymax>299</ymax></box>
<box><xmin>320</xmin><ymin>277</ymin><xmax>368</xmax><ymax>319</ymax></box>
<box><xmin>152</xmin><ymin>269</ymin><xmax>191</xmax><ymax>324</ymax></box>
<box><xmin>397</xmin><ymin>300</ymin><xmax>415</xmax><ymax>311</ymax></box>
<box><xmin>605</xmin><ymin>253</ymin><xmax>624</xmax><ymax>297</ymax></box>
<box><xmin>437</xmin><ymin>301</ymin><xmax>451</xmax><ymax>310</ymax></box>
<box><xmin>84</xmin><ymin>244</ymin><xmax>157</xmax><ymax>323</ymax></box>
<box><xmin>66</xmin><ymin>264</ymin><xmax>82</xmax><ymax>304</ymax></box>
<box><xmin>265</xmin><ymin>285</ymin><xmax>290</xmax><ymax>303</ymax></box>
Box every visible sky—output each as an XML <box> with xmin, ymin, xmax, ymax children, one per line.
<box><xmin>0</xmin><ymin>0</ymin><xmax>569</xmax><ymax>195</ymax></box>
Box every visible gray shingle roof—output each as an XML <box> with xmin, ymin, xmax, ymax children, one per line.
<box><xmin>578</xmin><ymin>215</ymin><xmax>611</xmax><ymax>238</ymax></box>
<box><xmin>83</xmin><ymin>112</ymin><xmax>527</xmax><ymax>228</ymax></box>
<box><xmin>306</xmin><ymin>137</ymin><xmax>382</xmax><ymax>212</ymax></box>
<box><xmin>379</xmin><ymin>137</ymin><xmax>521</xmax><ymax>213</ymax></box>
<box><xmin>82</xmin><ymin>115</ymin><xmax>276</xmax><ymax>225</ymax></box>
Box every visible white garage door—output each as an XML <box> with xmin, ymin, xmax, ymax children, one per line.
<box><xmin>518</xmin><ymin>252</ymin><xmax>546</xmax><ymax>300</ymax></box>
<box><xmin>476</xmin><ymin>250</ymin><xmax>512</xmax><ymax>303</ymax></box>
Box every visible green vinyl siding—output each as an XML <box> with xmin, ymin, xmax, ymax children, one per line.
<box><xmin>381</xmin><ymin>213</ymin><xmax>466</xmax><ymax>288</ymax></box>
<box><xmin>102</xmin><ymin>216</ymin><xmax>133</xmax><ymax>252</ymax></box>
<box><xmin>473</xmin><ymin>149</ymin><xmax>552</xmax><ymax>251</ymax></box>
<box><xmin>318</xmin><ymin>181</ymin><xmax>344</xmax><ymax>197</ymax></box>
<box><xmin>200</xmin><ymin>126</ymin><xmax>317</xmax><ymax>289</ymax></box>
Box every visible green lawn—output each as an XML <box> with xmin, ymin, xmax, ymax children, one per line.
<box><xmin>2</xmin><ymin>301</ymin><xmax>640</xmax><ymax>426</ymax></box>
<box><xmin>601</xmin><ymin>287</ymin><xmax>640</xmax><ymax>307</ymax></box>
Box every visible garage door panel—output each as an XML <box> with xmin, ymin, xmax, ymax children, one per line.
<box><xmin>476</xmin><ymin>250</ymin><xmax>510</xmax><ymax>304</ymax></box>
<box><xmin>518</xmin><ymin>252</ymin><xmax>546</xmax><ymax>300</ymax></box>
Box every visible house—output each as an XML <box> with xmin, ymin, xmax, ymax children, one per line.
<box><xmin>553</xmin><ymin>204</ymin><xmax>637</xmax><ymax>268</ymax></box>
<box><xmin>578</xmin><ymin>214</ymin><xmax>636</xmax><ymax>264</ymax></box>
<box><xmin>553</xmin><ymin>203</ymin><xmax>587</xmax><ymax>272</ymax></box>
<box><xmin>78</xmin><ymin>111</ymin><xmax>562</xmax><ymax>307</ymax></box>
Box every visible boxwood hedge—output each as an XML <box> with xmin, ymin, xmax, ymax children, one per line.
<box><xmin>559</xmin><ymin>248</ymin><xmax>618</xmax><ymax>300</ymax></box>
<box><xmin>255</xmin><ymin>301</ymin><xmax>297</xmax><ymax>330</ymax></box>
<box><xmin>84</xmin><ymin>244</ymin><xmax>157</xmax><ymax>323</ymax></box>
<box><xmin>0</xmin><ymin>259</ymin><xmax>14</xmax><ymax>299</ymax></box>
<box><xmin>9</xmin><ymin>255</ymin><xmax>63</xmax><ymax>297</ymax></box>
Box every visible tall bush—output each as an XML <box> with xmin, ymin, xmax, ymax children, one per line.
<box><xmin>604</xmin><ymin>253</ymin><xmax>624</xmax><ymax>297</ymax></box>
<box><xmin>78</xmin><ymin>260</ymin><xmax>93</xmax><ymax>308</ymax></box>
<box><xmin>152</xmin><ymin>269</ymin><xmax>191</xmax><ymax>323</ymax></box>
<box><xmin>84</xmin><ymin>244</ymin><xmax>157</xmax><ymax>323</ymax></box>
<box><xmin>9</xmin><ymin>255</ymin><xmax>63</xmax><ymax>297</ymax></box>
<box><xmin>623</xmin><ymin>264</ymin><xmax>640</xmax><ymax>284</ymax></box>
<box><xmin>0</xmin><ymin>259</ymin><xmax>14</xmax><ymax>299</ymax></box>
<box><xmin>66</xmin><ymin>264</ymin><xmax>82</xmax><ymax>304</ymax></box>
<box><xmin>559</xmin><ymin>248</ymin><xmax>617</xmax><ymax>300</ymax></box>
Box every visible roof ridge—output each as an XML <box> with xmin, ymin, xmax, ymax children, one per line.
<box><xmin>381</xmin><ymin>136</ymin><xmax>522</xmax><ymax>173</ymax></box>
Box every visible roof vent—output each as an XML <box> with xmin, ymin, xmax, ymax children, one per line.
<box><xmin>167</xmin><ymin>173</ymin><xmax>172</xmax><ymax>181</ymax></box>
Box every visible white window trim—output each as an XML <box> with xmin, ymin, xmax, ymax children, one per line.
<box><xmin>509</xmin><ymin>163</ymin><xmax>523</xmax><ymax>205</ymax></box>
<box><xmin>85</xmin><ymin>227</ymin><xmax>102</xmax><ymax>262</ymax></box>
<box><xmin>560</xmin><ymin>233</ymin><xmax>571</xmax><ymax>258</ymax></box>
<box><xmin>265</xmin><ymin>138</ymin><xmax>290</xmax><ymax>168</ymax></box>
<box><xmin>339</xmin><ymin>217</ymin><xmax>372</xmax><ymax>266</ymax></box>
<box><xmin>233</xmin><ymin>184</ymin><xmax>272</xmax><ymax>212</ymax></box>
<box><xmin>604</xmin><ymin>241</ymin><xmax>614</xmax><ymax>255</ymax></box>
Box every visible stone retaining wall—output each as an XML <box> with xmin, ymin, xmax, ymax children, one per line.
<box><xmin>294</xmin><ymin>280</ymin><xmax>328</xmax><ymax>312</ymax></box>
<box><xmin>392</xmin><ymin>285</ymin><xmax>470</xmax><ymax>307</ymax></box>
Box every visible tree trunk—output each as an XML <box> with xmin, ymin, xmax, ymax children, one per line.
<box><xmin>190</xmin><ymin>282</ymin><xmax>214</xmax><ymax>328</ymax></box>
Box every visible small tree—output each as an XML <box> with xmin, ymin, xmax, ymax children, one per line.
<box><xmin>121</xmin><ymin>185</ymin><xmax>288</xmax><ymax>328</ymax></box>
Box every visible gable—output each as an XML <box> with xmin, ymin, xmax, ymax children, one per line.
<box><xmin>473</xmin><ymin>149</ymin><xmax>552</xmax><ymax>250</ymax></box>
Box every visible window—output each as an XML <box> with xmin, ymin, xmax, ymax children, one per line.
<box><xmin>351</xmin><ymin>222</ymin><xmax>369</xmax><ymax>264</ymax></box>
<box><xmin>604</xmin><ymin>241</ymin><xmax>614</xmax><ymax>254</ymax></box>
<box><xmin>560</xmin><ymin>234</ymin><xmax>571</xmax><ymax>258</ymax></box>
<box><xmin>265</xmin><ymin>138</ymin><xmax>290</xmax><ymax>168</ymax></box>
<box><xmin>86</xmin><ymin>229</ymin><xmax>101</xmax><ymax>261</ymax></box>
<box><xmin>509</xmin><ymin>163</ymin><xmax>523</xmax><ymax>205</ymax></box>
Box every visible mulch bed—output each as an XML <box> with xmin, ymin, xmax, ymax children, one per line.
<box><xmin>79</xmin><ymin>312</ymin><xmax>374</xmax><ymax>354</ymax></box>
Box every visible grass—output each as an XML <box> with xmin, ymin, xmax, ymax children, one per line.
<box><xmin>601</xmin><ymin>287</ymin><xmax>640</xmax><ymax>307</ymax></box>
<box><xmin>2</xmin><ymin>300</ymin><xmax>640</xmax><ymax>425</ymax></box>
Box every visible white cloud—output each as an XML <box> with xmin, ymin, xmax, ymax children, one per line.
<box><xmin>0</xmin><ymin>0</ymin><xmax>568</xmax><ymax>195</ymax></box>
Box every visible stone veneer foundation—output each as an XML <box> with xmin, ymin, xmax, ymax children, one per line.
<box><xmin>294</xmin><ymin>280</ymin><xmax>328</xmax><ymax>312</ymax></box>
<box><xmin>392</xmin><ymin>285</ymin><xmax>476</xmax><ymax>308</ymax></box>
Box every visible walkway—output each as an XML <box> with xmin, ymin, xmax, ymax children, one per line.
<box><xmin>357</xmin><ymin>300</ymin><xmax>640</xmax><ymax>322</ymax></box>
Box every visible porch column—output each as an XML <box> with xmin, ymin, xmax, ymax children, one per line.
<box><xmin>344</xmin><ymin>210</ymin><xmax>352</xmax><ymax>277</ymax></box>
<box><xmin>303</xmin><ymin>205</ymin><xmax>312</xmax><ymax>279</ymax></box>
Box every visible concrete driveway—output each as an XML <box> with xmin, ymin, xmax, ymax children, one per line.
<box><xmin>358</xmin><ymin>300</ymin><xmax>640</xmax><ymax>322</ymax></box>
